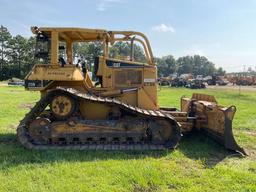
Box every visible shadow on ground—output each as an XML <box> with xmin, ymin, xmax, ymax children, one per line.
<box><xmin>0</xmin><ymin>132</ymin><xmax>240</xmax><ymax>170</ymax></box>
<box><xmin>178</xmin><ymin>133</ymin><xmax>241</xmax><ymax>167</ymax></box>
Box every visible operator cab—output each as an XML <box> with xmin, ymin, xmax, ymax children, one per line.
<box><xmin>30</xmin><ymin>27</ymin><xmax>156</xmax><ymax>91</ymax></box>
<box><xmin>32</xmin><ymin>26</ymin><xmax>152</xmax><ymax>65</ymax></box>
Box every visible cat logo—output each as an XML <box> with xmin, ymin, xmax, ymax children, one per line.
<box><xmin>113</xmin><ymin>62</ymin><xmax>121</xmax><ymax>67</ymax></box>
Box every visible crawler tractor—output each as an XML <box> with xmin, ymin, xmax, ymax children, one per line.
<box><xmin>17</xmin><ymin>27</ymin><xmax>245</xmax><ymax>154</ymax></box>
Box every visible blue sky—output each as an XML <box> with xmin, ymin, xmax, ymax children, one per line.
<box><xmin>0</xmin><ymin>0</ymin><xmax>256</xmax><ymax>72</ymax></box>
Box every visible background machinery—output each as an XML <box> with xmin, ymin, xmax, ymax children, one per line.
<box><xmin>17</xmin><ymin>27</ymin><xmax>245</xmax><ymax>154</ymax></box>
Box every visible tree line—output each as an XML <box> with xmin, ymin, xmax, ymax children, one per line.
<box><xmin>155</xmin><ymin>55</ymin><xmax>225</xmax><ymax>77</ymax></box>
<box><xmin>0</xmin><ymin>25</ymin><xmax>225</xmax><ymax>80</ymax></box>
<box><xmin>0</xmin><ymin>25</ymin><xmax>36</xmax><ymax>80</ymax></box>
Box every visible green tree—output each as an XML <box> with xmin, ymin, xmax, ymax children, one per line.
<box><xmin>176</xmin><ymin>56</ymin><xmax>193</xmax><ymax>75</ymax></box>
<box><xmin>176</xmin><ymin>55</ymin><xmax>216</xmax><ymax>76</ymax></box>
<box><xmin>73</xmin><ymin>42</ymin><xmax>103</xmax><ymax>71</ymax></box>
<box><xmin>192</xmin><ymin>55</ymin><xmax>215</xmax><ymax>76</ymax></box>
<box><xmin>216</xmin><ymin>67</ymin><xmax>226</xmax><ymax>76</ymax></box>
<box><xmin>23</xmin><ymin>37</ymin><xmax>37</xmax><ymax>76</ymax></box>
<box><xmin>8</xmin><ymin>35</ymin><xmax>27</xmax><ymax>78</ymax></box>
<box><xmin>109</xmin><ymin>41</ymin><xmax>146</xmax><ymax>63</ymax></box>
<box><xmin>7</xmin><ymin>35</ymin><xmax>36</xmax><ymax>78</ymax></box>
<box><xmin>133</xmin><ymin>44</ymin><xmax>146</xmax><ymax>63</ymax></box>
<box><xmin>0</xmin><ymin>25</ymin><xmax>12</xmax><ymax>80</ymax></box>
<box><xmin>156</xmin><ymin>55</ymin><xmax>176</xmax><ymax>77</ymax></box>
<box><xmin>86</xmin><ymin>42</ymin><xmax>103</xmax><ymax>68</ymax></box>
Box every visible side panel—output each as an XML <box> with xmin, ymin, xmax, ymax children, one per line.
<box><xmin>141</xmin><ymin>66</ymin><xmax>158</xmax><ymax>109</ymax></box>
<box><xmin>26</xmin><ymin>65</ymin><xmax>84</xmax><ymax>81</ymax></box>
<box><xmin>138</xmin><ymin>88</ymin><xmax>157</xmax><ymax>110</ymax></box>
<box><xmin>25</xmin><ymin>65</ymin><xmax>93</xmax><ymax>91</ymax></box>
<box><xmin>96</xmin><ymin>57</ymin><xmax>158</xmax><ymax>110</ymax></box>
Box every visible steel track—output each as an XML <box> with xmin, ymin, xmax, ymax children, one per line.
<box><xmin>17</xmin><ymin>87</ymin><xmax>181</xmax><ymax>150</ymax></box>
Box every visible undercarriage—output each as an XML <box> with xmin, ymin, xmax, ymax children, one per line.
<box><xmin>17</xmin><ymin>87</ymin><xmax>181</xmax><ymax>150</ymax></box>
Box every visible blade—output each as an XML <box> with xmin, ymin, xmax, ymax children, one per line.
<box><xmin>182</xmin><ymin>93</ymin><xmax>247</xmax><ymax>156</ymax></box>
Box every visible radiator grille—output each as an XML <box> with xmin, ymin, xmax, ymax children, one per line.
<box><xmin>115</xmin><ymin>70</ymin><xmax>142</xmax><ymax>86</ymax></box>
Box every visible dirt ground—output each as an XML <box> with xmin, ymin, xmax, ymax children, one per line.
<box><xmin>0</xmin><ymin>82</ymin><xmax>8</xmax><ymax>86</ymax></box>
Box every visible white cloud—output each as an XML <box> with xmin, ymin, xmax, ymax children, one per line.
<box><xmin>152</xmin><ymin>24</ymin><xmax>175</xmax><ymax>33</ymax></box>
<box><xmin>97</xmin><ymin>0</ymin><xmax>124</xmax><ymax>11</ymax></box>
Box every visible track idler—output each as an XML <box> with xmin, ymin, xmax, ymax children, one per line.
<box><xmin>181</xmin><ymin>93</ymin><xmax>246</xmax><ymax>155</ymax></box>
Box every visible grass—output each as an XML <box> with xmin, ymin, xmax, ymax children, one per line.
<box><xmin>0</xmin><ymin>85</ymin><xmax>256</xmax><ymax>192</ymax></box>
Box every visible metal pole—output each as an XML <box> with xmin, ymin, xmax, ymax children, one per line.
<box><xmin>130</xmin><ymin>36</ymin><xmax>135</xmax><ymax>61</ymax></box>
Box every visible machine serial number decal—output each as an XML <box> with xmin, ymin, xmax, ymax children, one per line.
<box><xmin>47</xmin><ymin>72</ymin><xmax>66</xmax><ymax>75</ymax></box>
<box><xmin>144</xmin><ymin>78</ymin><xmax>155</xmax><ymax>83</ymax></box>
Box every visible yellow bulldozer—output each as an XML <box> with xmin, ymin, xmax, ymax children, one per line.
<box><xmin>17</xmin><ymin>26</ymin><xmax>245</xmax><ymax>155</ymax></box>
